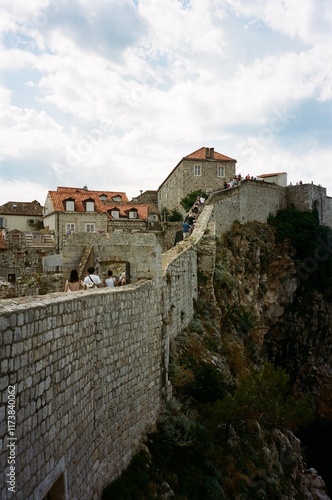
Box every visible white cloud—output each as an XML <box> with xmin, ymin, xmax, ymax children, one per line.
<box><xmin>0</xmin><ymin>0</ymin><xmax>331</xmax><ymax>205</ymax></box>
<box><xmin>0</xmin><ymin>178</ymin><xmax>49</xmax><ymax>206</ymax></box>
<box><xmin>226</xmin><ymin>0</ymin><xmax>332</xmax><ymax>44</ymax></box>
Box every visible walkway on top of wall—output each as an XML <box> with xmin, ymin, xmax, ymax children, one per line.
<box><xmin>161</xmin><ymin>204</ymin><xmax>215</xmax><ymax>275</ymax></box>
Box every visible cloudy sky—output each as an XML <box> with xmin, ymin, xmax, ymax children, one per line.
<box><xmin>0</xmin><ymin>0</ymin><xmax>331</xmax><ymax>205</ymax></box>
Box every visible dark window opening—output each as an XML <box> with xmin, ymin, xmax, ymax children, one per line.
<box><xmin>42</xmin><ymin>473</ymin><xmax>66</xmax><ymax>500</ymax></box>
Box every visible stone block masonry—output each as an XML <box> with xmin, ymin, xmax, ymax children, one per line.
<box><xmin>0</xmin><ymin>235</ymin><xmax>200</xmax><ymax>499</ymax></box>
<box><xmin>62</xmin><ymin>232</ymin><xmax>163</xmax><ymax>285</ymax></box>
<box><xmin>209</xmin><ymin>180</ymin><xmax>287</xmax><ymax>234</ymax></box>
<box><xmin>208</xmin><ymin>180</ymin><xmax>332</xmax><ymax>234</ymax></box>
<box><xmin>0</xmin><ymin>281</ymin><xmax>165</xmax><ymax>499</ymax></box>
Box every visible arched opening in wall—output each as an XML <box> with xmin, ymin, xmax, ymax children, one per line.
<box><xmin>97</xmin><ymin>260</ymin><xmax>130</xmax><ymax>285</ymax></box>
<box><xmin>42</xmin><ymin>473</ymin><xmax>66</xmax><ymax>500</ymax></box>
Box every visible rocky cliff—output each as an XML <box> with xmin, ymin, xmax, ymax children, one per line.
<box><xmin>102</xmin><ymin>218</ymin><xmax>332</xmax><ymax>499</ymax></box>
<box><xmin>213</xmin><ymin>220</ymin><xmax>332</xmax><ymax>420</ymax></box>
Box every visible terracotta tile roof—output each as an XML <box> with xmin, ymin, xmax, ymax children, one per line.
<box><xmin>106</xmin><ymin>204</ymin><xmax>149</xmax><ymax>220</ymax></box>
<box><xmin>0</xmin><ymin>200</ymin><xmax>43</xmax><ymax>216</ymax></box>
<box><xmin>258</xmin><ymin>172</ymin><xmax>287</xmax><ymax>178</ymax></box>
<box><xmin>158</xmin><ymin>146</ymin><xmax>237</xmax><ymax>190</ymax></box>
<box><xmin>184</xmin><ymin>147</ymin><xmax>236</xmax><ymax>162</ymax></box>
<box><xmin>0</xmin><ymin>229</ymin><xmax>5</xmax><ymax>249</ymax></box>
<box><xmin>47</xmin><ymin>187</ymin><xmax>149</xmax><ymax>220</ymax></box>
<box><xmin>47</xmin><ymin>187</ymin><xmax>129</xmax><ymax>213</ymax></box>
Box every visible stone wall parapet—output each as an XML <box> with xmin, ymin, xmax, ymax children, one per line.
<box><xmin>0</xmin><ymin>280</ymin><xmax>165</xmax><ymax>499</ymax></box>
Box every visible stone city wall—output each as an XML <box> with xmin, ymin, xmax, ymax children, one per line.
<box><xmin>208</xmin><ymin>180</ymin><xmax>287</xmax><ymax>234</ymax></box>
<box><xmin>286</xmin><ymin>183</ymin><xmax>332</xmax><ymax>228</ymax></box>
<box><xmin>208</xmin><ymin>180</ymin><xmax>332</xmax><ymax>235</ymax></box>
<box><xmin>1</xmin><ymin>180</ymin><xmax>332</xmax><ymax>499</ymax></box>
<box><xmin>0</xmin><ymin>281</ymin><xmax>165</xmax><ymax>499</ymax></box>
<box><xmin>62</xmin><ymin>232</ymin><xmax>162</xmax><ymax>285</ymax></box>
<box><xmin>0</xmin><ymin>235</ymin><xmax>202</xmax><ymax>499</ymax></box>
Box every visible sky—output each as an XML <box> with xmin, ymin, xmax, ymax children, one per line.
<box><xmin>0</xmin><ymin>0</ymin><xmax>331</xmax><ymax>206</ymax></box>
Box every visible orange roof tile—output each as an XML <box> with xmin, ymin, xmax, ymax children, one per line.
<box><xmin>47</xmin><ymin>187</ymin><xmax>129</xmax><ymax>213</ymax></box>
<box><xmin>47</xmin><ymin>187</ymin><xmax>149</xmax><ymax>220</ymax></box>
<box><xmin>258</xmin><ymin>172</ymin><xmax>287</xmax><ymax>178</ymax></box>
<box><xmin>106</xmin><ymin>204</ymin><xmax>149</xmax><ymax>220</ymax></box>
<box><xmin>184</xmin><ymin>147</ymin><xmax>236</xmax><ymax>162</ymax></box>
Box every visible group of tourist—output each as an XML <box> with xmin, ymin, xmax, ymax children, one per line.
<box><xmin>223</xmin><ymin>173</ymin><xmax>260</xmax><ymax>189</ymax></box>
<box><xmin>223</xmin><ymin>174</ymin><xmax>242</xmax><ymax>189</ymax></box>
<box><xmin>64</xmin><ymin>266</ymin><xmax>126</xmax><ymax>292</ymax></box>
<box><xmin>182</xmin><ymin>195</ymin><xmax>205</xmax><ymax>238</ymax></box>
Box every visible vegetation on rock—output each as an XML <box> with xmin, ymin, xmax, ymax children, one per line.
<box><xmin>180</xmin><ymin>190</ymin><xmax>208</xmax><ymax>212</ymax></box>
<box><xmin>102</xmin><ymin>217</ymin><xmax>330</xmax><ymax>500</ymax></box>
<box><xmin>267</xmin><ymin>207</ymin><xmax>332</xmax><ymax>293</ymax></box>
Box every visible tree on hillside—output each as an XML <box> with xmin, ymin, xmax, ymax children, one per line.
<box><xmin>168</xmin><ymin>209</ymin><xmax>183</xmax><ymax>222</ymax></box>
<box><xmin>203</xmin><ymin>362</ymin><xmax>314</xmax><ymax>441</ymax></box>
<box><xmin>180</xmin><ymin>190</ymin><xmax>208</xmax><ymax>212</ymax></box>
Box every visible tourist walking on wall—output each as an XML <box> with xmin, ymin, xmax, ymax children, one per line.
<box><xmin>104</xmin><ymin>269</ymin><xmax>118</xmax><ymax>287</ymax></box>
<box><xmin>118</xmin><ymin>271</ymin><xmax>126</xmax><ymax>286</ymax></box>
<box><xmin>182</xmin><ymin>220</ymin><xmax>190</xmax><ymax>239</ymax></box>
<box><xmin>64</xmin><ymin>269</ymin><xmax>86</xmax><ymax>292</ymax></box>
<box><xmin>185</xmin><ymin>213</ymin><xmax>195</xmax><ymax>232</ymax></box>
<box><xmin>84</xmin><ymin>267</ymin><xmax>102</xmax><ymax>289</ymax></box>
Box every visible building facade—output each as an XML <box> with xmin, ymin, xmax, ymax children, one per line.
<box><xmin>257</xmin><ymin>172</ymin><xmax>287</xmax><ymax>186</ymax></box>
<box><xmin>157</xmin><ymin>146</ymin><xmax>237</xmax><ymax>212</ymax></box>
<box><xmin>0</xmin><ymin>200</ymin><xmax>43</xmax><ymax>232</ymax></box>
<box><xmin>43</xmin><ymin>186</ymin><xmax>151</xmax><ymax>251</ymax></box>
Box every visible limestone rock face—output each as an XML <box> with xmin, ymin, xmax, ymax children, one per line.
<box><xmin>265</xmin><ymin>292</ymin><xmax>332</xmax><ymax>419</ymax></box>
<box><xmin>209</xmin><ymin>221</ymin><xmax>332</xmax><ymax>497</ymax></box>
<box><xmin>214</xmin><ymin>221</ymin><xmax>332</xmax><ymax>419</ymax></box>
<box><xmin>270</xmin><ymin>429</ymin><xmax>330</xmax><ymax>500</ymax></box>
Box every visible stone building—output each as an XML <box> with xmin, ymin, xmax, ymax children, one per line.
<box><xmin>0</xmin><ymin>200</ymin><xmax>55</xmax><ymax>286</ymax></box>
<box><xmin>0</xmin><ymin>200</ymin><xmax>43</xmax><ymax>232</ymax></box>
<box><xmin>257</xmin><ymin>172</ymin><xmax>287</xmax><ymax>186</ymax></box>
<box><xmin>131</xmin><ymin>190</ymin><xmax>161</xmax><ymax>230</ymax></box>
<box><xmin>157</xmin><ymin>146</ymin><xmax>237</xmax><ymax>212</ymax></box>
<box><xmin>0</xmin><ymin>229</ymin><xmax>55</xmax><ymax>284</ymax></box>
<box><xmin>43</xmin><ymin>186</ymin><xmax>151</xmax><ymax>251</ymax></box>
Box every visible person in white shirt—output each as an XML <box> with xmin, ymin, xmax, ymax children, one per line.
<box><xmin>84</xmin><ymin>267</ymin><xmax>102</xmax><ymax>288</ymax></box>
<box><xmin>118</xmin><ymin>271</ymin><xmax>126</xmax><ymax>286</ymax></box>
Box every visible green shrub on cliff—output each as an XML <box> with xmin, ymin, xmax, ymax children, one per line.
<box><xmin>268</xmin><ymin>207</ymin><xmax>332</xmax><ymax>291</ymax></box>
<box><xmin>203</xmin><ymin>362</ymin><xmax>314</xmax><ymax>440</ymax></box>
<box><xmin>180</xmin><ymin>190</ymin><xmax>208</xmax><ymax>212</ymax></box>
<box><xmin>267</xmin><ymin>208</ymin><xmax>321</xmax><ymax>259</ymax></box>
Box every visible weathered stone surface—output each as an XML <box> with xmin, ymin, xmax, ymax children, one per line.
<box><xmin>1</xmin><ymin>184</ymin><xmax>331</xmax><ymax>499</ymax></box>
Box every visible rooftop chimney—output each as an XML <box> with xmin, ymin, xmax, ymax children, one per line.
<box><xmin>205</xmin><ymin>147</ymin><xmax>214</xmax><ymax>159</ymax></box>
